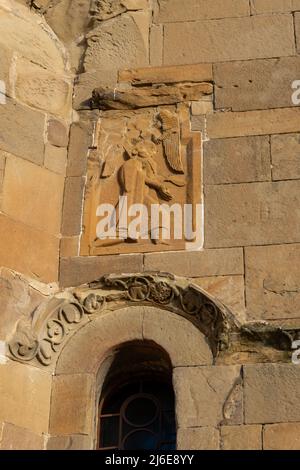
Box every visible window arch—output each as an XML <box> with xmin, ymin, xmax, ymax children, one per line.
<box><xmin>97</xmin><ymin>341</ymin><xmax>176</xmax><ymax>450</ymax></box>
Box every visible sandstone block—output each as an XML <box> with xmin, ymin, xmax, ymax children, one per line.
<box><xmin>221</xmin><ymin>425</ymin><xmax>262</xmax><ymax>450</ymax></box>
<box><xmin>0</xmin><ymin>423</ymin><xmax>44</xmax><ymax>450</ymax></box>
<box><xmin>251</xmin><ymin>0</ymin><xmax>300</xmax><ymax>14</ymax></box>
<box><xmin>150</xmin><ymin>24</ymin><xmax>163</xmax><ymax>66</ymax></box>
<box><xmin>47</xmin><ymin>119</ymin><xmax>69</xmax><ymax>148</ymax></box>
<box><xmin>207</xmin><ymin>108</ymin><xmax>300</xmax><ymax>139</ymax></box>
<box><xmin>60</xmin><ymin>236</ymin><xmax>80</xmax><ymax>257</ymax></box>
<box><xmin>264</xmin><ymin>423</ymin><xmax>300</xmax><ymax>449</ymax></box>
<box><xmin>177</xmin><ymin>427</ymin><xmax>219</xmax><ymax>450</ymax></box>
<box><xmin>0</xmin><ymin>98</ymin><xmax>45</xmax><ymax>165</ymax></box>
<box><xmin>2</xmin><ymin>155</ymin><xmax>65</xmax><ymax>235</ymax></box>
<box><xmin>245</xmin><ymin>244</ymin><xmax>300</xmax><ymax>320</ymax></box>
<box><xmin>271</xmin><ymin>133</ymin><xmax>300</xmax><ymax>181</ymax></box>
<box><xmin>46</xmin><ymin>434</ymin><xmax>93</xmax><ymax>450</ymax></box>
<box><xmin>144</xmin><ymin>248</ymin><xmax>244</xmax><ymax>277</ymax></box>
<box><xmin>59</xmin><ymin>254</ymin><xmax>143</xmax><ymax>287</ymax></box>
<box><xmin>164</xmin><ymin>15</ymin><xmax>295</xmax><ymax>65</ymax></box>
<box><xmin>205</xmin><ymin>181</ymin><xmax>300</xmax><ymax>248</ymax></box>
<box><xmin>67</xmin><ymin>120</ymin><xmax>95</xmax><ymax>177</ymax></box>
<box><xmin>244</xmin><ymin>364</ymin><xmax>300</xmax><ymax>424</ymax></box>
<box><xmin>61</xmin><ymin>177</ymin><xmax>85</xmax><ymax>236</ymax></box>
<box><xmin>44</xmin><ymin>145</ymin><xmax>67</xmax><ymax>175</ymax></box>
<box><xmin>0</xmin><ymin>361</ymin><xmax>52</xmax><ymax>434</ymax></box>
<box><xmin>49</xmin><ymin>374</ymin><xmax>94</xmax><ymax>435</ymax></box>
<box><xmin>174</xmin><ymin>365</ymin><xmax>241</xmax><ymax>428</ymax></box>
<box><xmin>204</xmin><ymin>136</ymin><xmax>271</xmax><ymax>184</ymax></box>
<box><xmin>214</xmin><ymin>57</ymin><xmax>300</xmax><ymax>111</ymax></box>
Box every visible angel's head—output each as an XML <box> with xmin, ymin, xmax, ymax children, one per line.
<box><xmin>132</xmin><ymin>141</ymin><xmax>157</xmax><ymax>160</ymax></box>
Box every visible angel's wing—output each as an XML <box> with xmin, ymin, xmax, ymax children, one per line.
<box><xmin>163</xmin><ymin>133</ymin><xmax>184</xmax><ymax>174</ymax></box>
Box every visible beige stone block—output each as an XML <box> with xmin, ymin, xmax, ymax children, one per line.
<box><xmin>295</xmin><ymin>13</ymin><xmax>300</xmax><ymax>52</ymax></box>
<box><xmin>221</xmin><ymin>425</ymin><xmax>262</xmax><ymax>450</ymax></box>
<box><xmin>49</xmin><ymin>374</ymin><xmax>94</xmax><ymax>435</ymax></box>
<box><xmin>244</xmin><ymin>364</ymin><xmax>300</xmax><ymax>424</ymax></box>
<box><xmin>155</xmin><ymin>0</ymin><xmax>250</xmax><ymax>22</ymax></box>
<box><xmin>177</xmin><ymin>427</ymin><xmax>220</xmax><ymax>450</ymax></box>
<box><xmin>191</xmin><ymin>115</ymin><xmax>206</xmax><ymax>133</ymax></box>
<box><xmin>47</xmin><ymin>119</ymin><xmax>69</xmax><ymax>148</ymax></box>
<box><xmin>0</xmin><ymin>214</ymin><xmax>59</xmax><ymax>283</ymax></box>
<box><xmin>144</xmin><ymin>248</ymin><xmax>244</xmax><ymax>277</ymax></box>
<box><xmin>214</xmin><ymin>57</ymin><xmax>300</xmax><ymax>112</ymax></box>
<box><xmin>0</xmin><ymin>423</ymin><xmax>44</xmax><ymax>450</ymax></box>
<box><xmin>164</xmin><ymin>15</ymin><xmax>295</xmax><ymax>65</ymax></box>
<box><xmin>123</xmin><ymin>0</ymin><xmax>149</xmax><ymax>10</ymax></box>
<box><xmin>15</xmin><ymin>58</ymin><xmax>71</xmax><ymax>118</ymax></box>
<box><xmin>56</xmin><ymin>308</ymin><xmax>144</xmax><ymax>374</ymax></box>
<box><xmin>191</xmin><ymin>100</ymin><xmax>213</xmax><ymax>116</ymax></box>
<box><xmin>271</xmin><ymin>133</ymin><xmax>300</xmax><ymax>181</ymax></box>
<box><xmin>61</xmin><ymin>177</ymin><xmax>85</xmax><ymax>236</ymax></box>
<box><xmin>150</xmin><ymin>24</ymin><xmax>163</xmax><ymax>66</ymax></box>
<box><xmin>0</xmin><ymin>45</ymin><xmax>12</xmax><ymax>92</ymax></box>
<box><xmin>60</xmin><ymin>236</ymin><xmax>80</xmax><ymax>257</ymax></box>
<box><xmin>2</xmin><ymin>155</ymin><xmax>64</xmax><ymax>235</ymax></box>
<box><xmin>59</xmin><ymin>254</ymin><xmax>143</xmax><ymax>287</ymax></box>
<box><xmin>205</xmin><ymin>181</ymin><xmax>300</xmax><ymax>248</ymax></box>
<box><xmin>45</xmin><ymin>0</ymin><xmax>90</xmax><ymax>45</ymax></box>
<box><xmin>44</xmin><ymin>145</ymin><xmax>67</xmax><ymax>175</ymax></box>
<box><xmin>0</xmin><ymin>97</ymin><xmax>45</xmax><ymax>165</ymax></box>
<box><xmin>0</xmin><ymin>361</ymin><xmax>52</xmax><ymax>434</ymax></box>
<box><xmin>207</xmin><ymin>108</ymin><xmax>300</xmax><ymax>139</ymax></box>
<box><xmin>174</xmin><ymin>365</ymin><xmax>241</xmax><ymax>428</ymax></box>
<box><xmin>245</xmin><ymin>244</ymin><xmax>300</xmax><ymax>320</ymax></box>
<box><xmin>204</xmin><ymin>136</ymin><xmax>271</xmax><ymax>184</ymax></box>
<box><xmin>143</xmin><ymin>306</ymin><xmax>213</xmax><ymax>367</ymax></box>
<box><xmin>67</xmin><ymin>119</ymin><xmax>95</xmax><ymax>176</ymax></box>
<box><xmin>193</xmin><ymin>276</ymin><xmax>245</xmax><ymax>323</ymax></box>
<box><xmin>46</xmin><ymin>434</ymin><xmax>93</xmax><ymax>450</ymax></box>
<box><xmin>264</xmin><ymin>423</ymin><xmax>300</xmax><ymax>449</ymax></box>
<box><xmin>251</xmin><ymin>0</ymin><xmax>296</xmax><ymax>14</ymax></box>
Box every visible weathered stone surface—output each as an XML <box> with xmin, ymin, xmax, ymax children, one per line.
<box><xmin>0</xmin><ymin>46</ymin><xmax>12</xmax><ymax>92</ymax></box>
<box><xmin>221</xmin><ymin>425</ymin><xmax>262</xmax><ymax>450</ymax></box>
<box><xmin>205</xmin><ymin>181</ymin><xmax>300</xmax><ymax>248</ymax></box>
<box><xmin>206</xmin><ymin>108</ymin><xmax>300</xmax><ymax>139</ymax></box>
<box><xmin>44</xmin><ymin>145</ymin><xmax>67</xmax><ymax>175</ymax></box>
<box><xmin>2</xmin><ymin>155</ymin><xmax>64</xmax><ymax>235</ymax></box>
<box><xmin>150</xmin><ymin>24</ymin><xmax>163</xmax><ymax>66</ymax></box>
<box><xmin>119</xmin><ymin>63</ymin><xmax>213</xmax><ymax>85</ymax></box>
<box><xmin>264</xmin><ymin>423</ymin><xmax>300</xmax><ymax>450</ymax></box>
<box><xmin>60</xmin><ymin>236</ymin><xmax>80</xmax><ymax>257</ymax></box>
<box><xmin>0</xmin><ymin>214</ymin><xmax>59</xmax><ymax>283</ymax></box>
<box><xmin>191</xmin><ymin>99</ymin><xmax>213</xmax><ymax>116</ymax></box>
<box><xmin>61</xmin><ymin>177</ymin><xmax>85</xmax><ymax>236</ymax></box>
<box><xmin>15</xmin><ymin>58</ymin><xmax>71</xmax><ymax>118</ymax></box>
<box><xmin>46</xmin><ymin>434</ymin><xmax>93</xmax><ymax>450</ymax></box>
<box><xmin>245</xmin><ymin>244</ymin><xmax>300</xmax><ymax>320</ymax></box>
<box><xmin>214</xmin><ymin>57</ymin><xmax>300</xmax><ymax>112</ymax></box>
<box><xmin>67</xmin><ymin>120</ymin><xmax>95</xmax><ymax>177</ymax></box>
<box><xmin>271</xmin><ymin>133</ymin><xmax>300</xmax><ymax>181</ymax></box>
<box><xmin>59</xmin><ymin>254</ymin><xmax>143</xmax><ymax>287</ymax></box>
<box><xmin>194</xmin><ymin>276</ymin><xmax>246</xmax><ymax>323</ymax></box>
<box><xmin>0</xmin><ymin>423</ymin><xmax>44</xmax><ymax>450</ymax></box>
<box><xmin>45</xmin><ymin>0</ymin><xmax>90</xmax><ymax>45</ymax></box>
<box><xmin>251</xmin><ymin>0</ymin><xmax>300</xmax><ymax>14</ymax></box>
<box><xmin>0</xmin><ymin>98</ymin><xmax>45</xmax><ymax>165</ymax></box>
<box><xmin>174</xmin><ymin>365</ymin><xmax>241</xmax><ymax>428</ymax></box>
<box><xmin>295</xmin><ymin>13</ymin><xmax>300</xmax><ymax>53</ymax></box>
<box><xmin>47</xmin><ymin>119</ymin><xmax>69</xmax><ymax>148</ymax></box>
<box><xmin>49</xmin><ymin>374</ymin><xmax>94</xmax><ymax>435</ymax></box>
<box><xmin>164</xmin><ymin>15</ymin><xmax>295</xmax><ymax>65</ymax></box>
<box><xmin>244</xmin><ymin>364</ymin><xmax>300</xmax><ymax>424</ymax></box>
<box><xmin>204</xmin><ymin>137</ymin><xmax>271</xmax><ymax>184</ymax></box>
<box><xmin>177</xmin><ymin>427</ymin><xmax>220</xmax><ymax>450</ymax></box>
<box><xmin>144</xmin><ymin>248</ymin><xmax>244</xmax><ymax>277</ymax></box>
<box><xmin>155</xmin><ymin>0</ymin><xmax>250</xmax><ymax>22</ymax></box>
<box><xmin>143</xmin><ymin>307</ymin><xmax>213</xmax><ymax>367</ymax></box>
<box><xmin>0</xmin><ymin>361</ymin><xmax>52</xmax><ymax>434</ymax></box>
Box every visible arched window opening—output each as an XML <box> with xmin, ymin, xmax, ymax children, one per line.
<box><xmin>97</xmin><ymin>341</ymin><xmax>176</xmax><ymax>450</ymax></box>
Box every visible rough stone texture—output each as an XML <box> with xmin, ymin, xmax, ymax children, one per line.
<box><xmin>264</xmin><ymin>423</ymin><xmax>300</xmax><ymax>450</ymax></box>
<box><xmin>155</xmin><ymin>0</ymin><xmax>250</xmax><ymax>22</ymax></box>
<box><xmin>59</xmin><ymin>254</ymin><xmax>143</xmax><ymax>287</ymax></box>
<box><xmin>144</xmin><ymin>248</ymin><xmax>244</xmax><ymax>277</ymax></box>
<box><xmin>205</xmin><ymin>181</ymin><xmax>300</xmax><ymax>248</ymax></box>
<box><xmin>244</xmin><ymin>364</ymin><xmax>300</xmax><ymax>424</ymax></box>
<box><xmin>61</xmin><ymin>177</ymin><xmax>85</xmax><ymax>236</ymax></box>
<box><xmin>206</xmin><ymin>108</ymin><xmax>300</xmax><ymax>139</ymax></box>
<box><xmin>251</xmin><ymin>0</ymin><xmax>300</xmax><ymax>14</ymax></box>
<box><xmin>177</xmin><ymin>427</ymin><xmax>220</xmax><ymax>450</ymax></box>
<box><xmin>47</xmin><ymin>119</ymin><xmax>69</xmax><ymax>148</ymax></box>
<box><xmin>295</xmin><ymin>13</ymin><xmax>300</xmax><ymax>53</ymax></box>
<box><xmin>44</xmin><ymin>145</ymin><xmax>67</xmax><ymax>175</ymax></box>
<box><xmin>46</xmin><ymin>434</ymin><xmax>93</xmax><ymax>450</ymax></box>
<box><xmin>0</xmin><ymin>98</ymin><xmax>45</xmax><ymax>165</ymax></box>
<box><xmin>221</xmin><ymin>425</ymin><xmax>262</xmax><ymax>450</ymax></box>
<box><xmin>67</xmin><ymin>120</ymin><xmax>94</xmax><ymax>177</ymax></box>
<box><xmin>214</xmin><ymin>57</ymin><xmax>300</xmax><ymax>112</ymax></box>
<box><xmin>60</xmin><ymin>236</ymin><xmax>80</xmax><ymax>257</ymax></box>
<box><xmin>245</xmin><ymin>244</ymin><xmax>300</xmax><ymax>320</ymax></box>
<box><xmin>49</xmin><ymin>374</ymin><xmax>94</xmax><ymax>435</ymax></box>
<box><xmin>0</xmin><ymin>214</ymin><xmax>59</xmax><ymax>283</ymax></box>
<box><xmin>194</xmin><ymin>276</ymin><xmax>246</xmax><ymax>323</ymax></box>
<box><xmin>0</xmin><ymin>361</ymin><xmax>52</xmax><ymax>435</ymax></box>
<box><xmin>0</xmin><ymin>423</ymin><xmax>44</xmax><ymax>450</ymax></box>
<box><xmin>149</xmin><ymin>24</ymin><xmax>163</xmax><ymax>66</ymax></box>
<box><xmin>174</xmin><ymin>365</ymin><xmax>241</xmax><ymax>428</ymax></box>
<box><xmin>164</xmin><ymin>15</ymin><xmax>295</xmax><ymax>65</ymax></box>
<box><xmin>271</xmin><ymin>133</ymin><xmax>300</xmax><ymax>181</ymax></box>
<box><xmin>143</xmin><ymin>307</ymin><xmax>213</xmax><ymax>367</ymax></box>
<box><xmin>204</xmin><ymin>136</ymin><xmax>271</xmax><ymax>184</ymax></box>
<box><xmin>2</xmin><ymin>155</ymin><xmax>64</xmax><ymax>235</ymax></box>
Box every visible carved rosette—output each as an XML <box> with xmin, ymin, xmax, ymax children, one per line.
<box><xmin>8</xmin><ymin>273</ymin><xmax>235</xmax><ymax>366</ymax></box>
